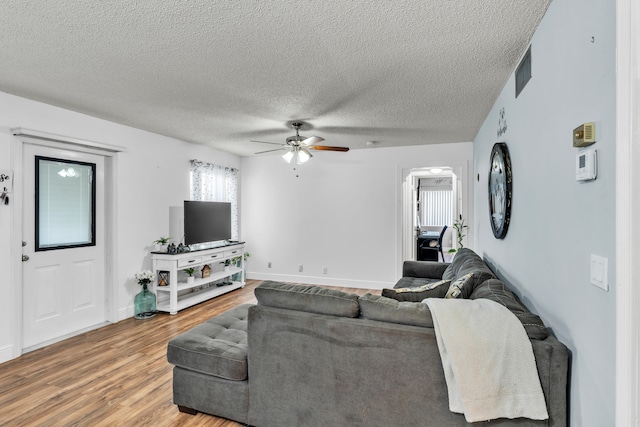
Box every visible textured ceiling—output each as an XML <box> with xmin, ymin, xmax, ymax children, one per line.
<box><xmin>0</xmin><ymin>1</ymin><xmax>551</xmax><ymax>156</ymax></box>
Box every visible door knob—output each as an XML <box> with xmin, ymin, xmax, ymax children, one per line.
<box><xmin>22</xmin><ymin>255</ymin><xmax>29</xmax><ymax>262</ymax></box>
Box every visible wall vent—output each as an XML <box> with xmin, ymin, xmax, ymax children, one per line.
<box><xmin>515</xmin><ymin>46</ymin><xmax>532</xmax><ymax>98</ymax></box>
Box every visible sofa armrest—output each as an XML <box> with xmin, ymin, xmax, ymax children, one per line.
<box><xmin>402</xmin><ymin>260</ymin><xmax>450</xmax><ymax>279</ymax></box>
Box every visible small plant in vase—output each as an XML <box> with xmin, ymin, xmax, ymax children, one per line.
<box><xmin>185</xmin><ymin>268</ymin><xmax>196</xmax><ymax>284</ymax></box>
<box><xmin>448</xmin><ymin>214</ymin><xmax>469</xmax><ymax>260</ymax></box>
<box><xmin>154</xmin><ymin>237</ymin><xmax>172</xmax><ymax>252</ymax></box>
<box><xmin>221</xmin><ymin>259</ymin><xmax>232</xmax><ymax>272</ymax></box>
<box><xmin>133</xmin><ymin>270</ymin><xmax>156</xmax><ymax>319</ymax></box>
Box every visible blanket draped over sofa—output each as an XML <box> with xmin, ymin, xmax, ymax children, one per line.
<box><xmin>425</xmin><ymin>298</ymin><xmax>548</xmax><ymax>422</ymax></box>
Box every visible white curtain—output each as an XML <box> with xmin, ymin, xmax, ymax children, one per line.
<box><xmin>189</xmin><ymin>160</ymin><xmax>239</xmax><ymax>240</ymax></box>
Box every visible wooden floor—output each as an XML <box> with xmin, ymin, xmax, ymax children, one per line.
<box><xmin>0</xmin><ymin>280</ymin><xmax>376</xmax><ymax>426</ymax></box>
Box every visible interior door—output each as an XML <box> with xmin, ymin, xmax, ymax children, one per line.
<box><xmin>22</xmin><ymin>143</ymin><xmax>106</xmax><ymax>350</ymax></box>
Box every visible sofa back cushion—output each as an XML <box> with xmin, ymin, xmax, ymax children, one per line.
<box><xmin>254</xmin><ymin>281</ymin><xmax>360</xmax><ymax>318</ymax></box>
<box><xmin>471</xmin><ymin>279</ymin><xmax>549</xmax><ymax>340</ymax></box>
<box><xmin>442</xmin><ymin>248</ymin><xmax>496</xmax><ymax>291</ymax></box>
<box><xmin>358</xmin><ymin>293</ymin><xmax>433</xmax><ymax>327</ymax></box>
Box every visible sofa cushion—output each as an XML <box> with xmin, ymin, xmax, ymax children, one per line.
<box><xmin>167</xmin><ymin>304</ymin><xmax>250</xmax><ymax>381</ymax></box>
<box><xmin>442</xmin><ymin>248</ymin><xmax>496</xmax><ymax>291</ymax></box>
<box><xmin>255</xmin><ymin>281</ymin><xmax>360</xmax><ymax>318</ymax></box>
<box><xmin>444</xmin><ymin>273</ymin><xmax>475</xmax><ymax>299</ymax></box>
<box><xmin>382</xmin><ymin>279</ymin><xmax>451</xmax><ymax>302</ymax></box>
<box><xmin>358</xmin><ymin>293</ymin><xmax>434</xmax><ymax>327</ymax></box>
<box><xmin>471</xmin><ymin>279</ymin><xmax>549</xmax><ymax>340</ymax></box>
<box><xmin>401</xmin><ymin>260</ymin><xmax>450</xmax><ymax>279</ymax></box>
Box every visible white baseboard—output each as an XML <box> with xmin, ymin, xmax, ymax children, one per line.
<box><xmin>0</xmin><ymin>344</ymin><xmax>16</xmax><ymax>364</ymax></box>
<box><xmin>22</xmin><ymin>322</ymin><xmax>110</xmax><ymax>354</ymax></box>
<box><xmin>118</xmin><ymin>305</ymin><xmax>134</xmax><ymax>322</ymax></box>
<box><xmin>247</xmin><ymin>272</ymin><xmax>391</xmax><ymax>289</ymax></box>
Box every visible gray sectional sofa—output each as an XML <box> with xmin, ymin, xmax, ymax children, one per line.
<box><xmin>167</xmin><ymin>248</ymin><xmax>569</xmax><ymax>426</ymax></box>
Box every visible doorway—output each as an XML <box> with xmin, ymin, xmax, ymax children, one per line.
<box><xmin>401</xmin><ymin>164</ymin><xmax>468</xmax><ymax>264</ymax></box>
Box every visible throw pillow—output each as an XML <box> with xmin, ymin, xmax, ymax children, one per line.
<box><xmin>445</xmin><ymin>273</ymin><xmax>475</xmax><ymax>299</ymax></box>
<box><xmin>382</xmin><ymin>279</ymin><xmax>451</xmax><ymax>302</ymax></box>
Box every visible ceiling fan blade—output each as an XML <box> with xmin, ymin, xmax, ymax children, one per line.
<box><xmin>301</xmin><ymin>135</ymin><xmax>325</xmax><ymax>145</ymax></box>
<box><xmin>309</xmin><ymin>145</ymin><xmax>350</xmax><ymax>152</ymax></box>
<box><xmin>251</xmin><ymin>140</ymin><xmax>284</xmax><ymax>146</ymax></box>
<box><xmin>255</xmin><ymin>147</ymin><xmax>287</xmax><ymax>154</ymax></box>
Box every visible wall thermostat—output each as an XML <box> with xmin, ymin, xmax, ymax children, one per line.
<box><xmin>576</xmin><ymin>149</ymin><xmax>597</xmax><ymax>181</ymax></box>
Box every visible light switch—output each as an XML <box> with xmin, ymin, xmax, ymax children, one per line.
<box><xmin>590</xmin><ymin>255</ymin><xmax>608</xmax><ymax>291</ymax></box>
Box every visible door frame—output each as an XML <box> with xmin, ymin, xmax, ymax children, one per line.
<box><xmin>615</xmin><ymin>0</ymin><xmax>639</xmax><ymax>423</ymax></box>
<box><xmin>403</xmin><ymin>168</ymin><xmax>460</xmax><ymax>262</ymax></box>
<box><xmin>398</xmin><ymin>160</ymin><xmax>471</xmax><ymax>278</ymax></box>
<box><xmin>10</xmin><ymin>129</ymin><xmax>124</xmax><ymax>358</ymax></box>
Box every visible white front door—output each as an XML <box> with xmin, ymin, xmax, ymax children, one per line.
<box><xmin>22</xmin><ymin>143</ymin><xmax>106</xmax><ymax>350</ymax></box>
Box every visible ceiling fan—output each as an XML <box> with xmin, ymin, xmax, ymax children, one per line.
<box><xmin>252</xmin><ymin>122</ymin><xmax>349</xmax><ymax>164</ymax></box>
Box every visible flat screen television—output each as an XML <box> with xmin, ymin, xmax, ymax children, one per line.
<box><xmin>183</xmin><ymin>201</ymin><xmax>232</xmax><ymax>246</ymax></box>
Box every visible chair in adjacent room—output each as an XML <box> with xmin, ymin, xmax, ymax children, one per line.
<box><xmin>419</xmin><ymin>225</ymin><xmax>447</xmax><ymax>262</ymax></box>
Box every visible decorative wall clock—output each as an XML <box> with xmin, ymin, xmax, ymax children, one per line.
<box><xmin>488</xmin><ymin>142</ymin><xmax>512</xmax><ymax>239</ymax></box>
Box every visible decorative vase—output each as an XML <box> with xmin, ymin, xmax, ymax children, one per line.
<box><xmin>187</xmin><ymin>276</ymin><xmax>195</xmax><ymax>284</ymax></box>
<box><xmin>134</xmin><ymin>283</ymin><xmax>156</xmax><ymax>319</ymax></box>
<box><xmin>224</xmin><ymin>265</ymin><xmax>230</xmax><ymax>272</ymax></box>
<box><xmin>155</xmin><ymin>243</ymin><xmax>168</xmax><ymax>253</ymax></box>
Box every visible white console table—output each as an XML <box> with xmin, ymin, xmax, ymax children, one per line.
<box><xmin>151</xmin><ymin>242</ymin><xmax>245</xmax><ymax>314</ymax></box>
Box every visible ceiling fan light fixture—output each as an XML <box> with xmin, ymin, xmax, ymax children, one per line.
<box><xmin>282</xmin><ymin>150</ymin><xmax>294</xmax><ymax>163</ymax></box>
<box><xmin>296</xmin><ymin>149</ymin><xmax>311</xmax><ymax>164</ymax></box>
<box><xmin>254</xmin><ymin>120</ymin><xmax>349</xmax><ymax>162</ymax></box>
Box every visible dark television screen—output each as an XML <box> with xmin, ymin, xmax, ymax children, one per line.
<box><xmin>184</xmin><ymin>201</ymin><xmax>232</xmax><ymax>245</ymax></box>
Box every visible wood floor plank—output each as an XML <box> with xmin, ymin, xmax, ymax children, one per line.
<box><xmin>0</xmin><ymin>280</ymin><xmax>377</xmax><ymax>426</ymax></box>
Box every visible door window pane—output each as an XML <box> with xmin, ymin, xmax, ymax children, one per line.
<box><xmin>35</xmin><ymin>156</ymin><xmax>96</xmax><ymax>251</ymax></box>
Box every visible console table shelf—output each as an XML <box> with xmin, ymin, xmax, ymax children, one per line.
<box><xmin>151</xmin><ymin>242</ymin><xmax>245</xmax><ymax>314</ymax></box>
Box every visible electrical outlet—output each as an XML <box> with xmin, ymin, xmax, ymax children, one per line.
<box><xmin>298</xmin><ymin>264</ymin><xmax>303</xmax><ymax>272</ymax></box>
<box><xmin>268</xmin><ymin>262</ymin><xmax>272</xmax><ymax>268</ymax></box>
<box><xmin>322</xmin><ymin>267</ymin><xmax>328</xmax><ymax>274</ymax></box>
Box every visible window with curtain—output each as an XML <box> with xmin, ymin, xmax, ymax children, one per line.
<box><xmin>189</xmin><ymin>160</ymin><xmax>239</xmax><ymax>240</ymax></box>
<box><xmin>418</xmin><ymin>177</ymin><xmax>453</xmax><ymax>227</ymax></box>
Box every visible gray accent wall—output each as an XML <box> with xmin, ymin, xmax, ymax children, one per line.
<box><xmin>473</xmin><ymin>0</ymin><xmax>616</xmax><ymax>425</ymax></box>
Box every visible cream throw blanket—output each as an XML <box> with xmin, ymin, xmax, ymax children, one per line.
<box><xmin>424</xmin><ymin>298</ymin><xmax>548</xmax><ymax>423</ymax></box>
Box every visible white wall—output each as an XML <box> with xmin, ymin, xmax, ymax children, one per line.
<box><xmin>473</xmin><ymin>0</ymin><xmax>616</xmax><ymax>425</ymax></box>
<box><xmin>0</xmin><ymin>90</ymin><xmax>240</xmax><ymax>363</ymax></box>
<box><xmin>240</xmin><ymin>142</ymin><xmax>473</xmax><ymax>288</ymax></box>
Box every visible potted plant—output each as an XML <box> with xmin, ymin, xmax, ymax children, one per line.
<box><xmin>221</xmin><ymin>259</ymin><xmax>232</xmax><ymax>272</ymax></box>
<box><xmin>133</xmin><ymin>270</ymin><xmax>156</xmax><ymax>319</ymax></box>
<box><xmin>154</xmin><ymin>236</ymin><xmax>172</xmax><ymax>252</ymax></box>
<box><xmin>242</xmin><ymin>252</ymin><xmax>250</xmax><ymax>279</ymax></box>
<box><xmin>185</xmin><ymin>267</ymin><xmax>196</xmax><ymax>284</ymax></box>
<box><xmin>447</xmin><ymin>214</ymin><xmax>469</xmax><ymax>260</ymax></box>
